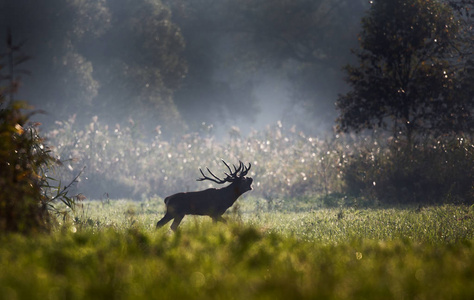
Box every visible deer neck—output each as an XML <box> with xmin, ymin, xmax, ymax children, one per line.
<box><xmin>221</xmin><ymin>182</ymin><xmax>243</xmax><ymax>205</ymax></box>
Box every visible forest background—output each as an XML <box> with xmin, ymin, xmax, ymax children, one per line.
<box><xmin>0</xmin><ymin>0</ymin><xmax>473</xmax><ymax>216</ymax></box>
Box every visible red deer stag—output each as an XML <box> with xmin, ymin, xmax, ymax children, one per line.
<box><xmin>156</xmin><ymin>160</ymin><xmax>253</xmax><ymax>231</ymax></box>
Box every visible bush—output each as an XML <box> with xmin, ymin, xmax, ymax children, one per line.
<box><xmin>342</xmin><ymin>135</ymin><xmax>474</xmax><ymax>205</ymax></box>
<box><xmin>0</xmin><ymin>100</ymin><xmax>84</xmax><ymax>233</ymax></box>
<box><xmin>0</xmin><ymin>101</ymin><xmax>54</xmax><ymax>232</ymax></box>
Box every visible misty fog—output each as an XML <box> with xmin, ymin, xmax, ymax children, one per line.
<box><xmin>1</xmin><ymin>0</ymin><xmax>379</xmax><ymax>200</ymax></box>
<box><xmin>1</xmin><ymin>0</ymin><xmax>368</xmax><ymax>138</ymax></box>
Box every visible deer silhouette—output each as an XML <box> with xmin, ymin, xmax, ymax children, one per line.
<box><xmin>156</xmin><ymin>160</ymin><xmax>253</xmax><ymax>231</ymax></box>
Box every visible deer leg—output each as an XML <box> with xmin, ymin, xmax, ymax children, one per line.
<box><xmin>156</xmin><ymin>212</ymin><xmax>173</xmax><ymax>229</ymax></box>
<box><xmin>170</xmin><ymin>215</ymin><xmax>184</xmax><ymax>231</ymax></box>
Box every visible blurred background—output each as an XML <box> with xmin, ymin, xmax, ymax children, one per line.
<box><xmin>1</xmin><ymin>0</ymin><xmax>472</xmax><ymax>206</ymax></box>
<box><xmin>1</xmin><ymin>0</ymin><xmax>367</xmax><ymax>137</ymax></box>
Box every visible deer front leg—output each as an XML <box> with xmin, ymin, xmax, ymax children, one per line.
<box><xmin>170</xmin><ymin>215</ymin><xmax>184</xmax><ymax>231</ymax></box>
<box><xmin>156</xmin><ymin>212</ymin><xmax>173</xmax><ymax>229</ymax></box>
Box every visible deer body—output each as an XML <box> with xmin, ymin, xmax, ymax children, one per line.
<box><xmin>156</xmin><ymin>161</ymin><xmax>253</xmax><ymax>231</ymax></box>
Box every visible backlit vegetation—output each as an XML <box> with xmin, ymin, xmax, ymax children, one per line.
<box><xmin>48</xmin><ymin>116</ymin><xmax>474</xmax><ymax>206</ymax></box>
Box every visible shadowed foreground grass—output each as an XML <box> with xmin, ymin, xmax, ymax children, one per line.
<box><xmin>1</xmin><ymin>204</ymin><xmax>474</xmax><ymax>299</ymax></box>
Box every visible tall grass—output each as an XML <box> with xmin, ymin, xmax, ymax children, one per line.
<box><xmin>1</xmin><ymin>202</ymin><xmax>473</xmax><ymax>300</ymax></box>
<box><xmin>73</xmin><ymin>199</ymin><xmax>474</xmax><ymax>244</ymax></box>
<box><xmin>47</xmin><ymin>117</ymin><xmax>348</xmax><ymax>201</ymax></box>
<box><xmin>48</xmin><ymin>116</ymin><xmax>474</xmax><ymax>206</ymax></box>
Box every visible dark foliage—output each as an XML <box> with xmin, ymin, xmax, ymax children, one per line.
<box><xmin>4</xmin><ymin>0</ymin><xmax>187</xmax><ymax>133</ymax></box>
<box><xmin>166</xmin><ymin>0</ymin><xmax>367</xmax><ymax>129</ymax></box>
<box><xmin>0</xmin><ymin>101</ymin><xmax>51</xmax><ymax>232</ymax></box>
<box><xmin>336</xmin><ymin>0</ymin><xmax>472</xmax><ymax>140</ymax></box>
<box><xmin>342</xmin><ymin>135</ymin><xmax>474</xmax><ymax>205</ymax></box>
<box><xmin>0</xmin><ymin>36</ymin><xmax>79</xmax><ymax>233</ymax></box>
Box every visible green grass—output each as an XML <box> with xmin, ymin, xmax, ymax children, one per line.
<box><xmin>1</xmin><ymin>200</ymin><xmax>474</xmax><ymax>299</ymax></box>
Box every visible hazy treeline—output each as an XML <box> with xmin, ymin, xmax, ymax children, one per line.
<box><xmin>2</xmin><ymin>0</ymin><xmax>187</xmax><ymax>133</ymax></box>
<box><xmin>1</xmin><ymin>0</ymin><xmax>368</xmax><ymax>135</ymax></box>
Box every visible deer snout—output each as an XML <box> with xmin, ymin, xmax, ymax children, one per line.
<box><xmin>247</xmin><ymin>177</ymin><xmax>254</xmax><ymax>190</ymax></box>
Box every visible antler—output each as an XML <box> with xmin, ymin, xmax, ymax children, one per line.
<box><xmin>240</xmin><ymin>161</ymin><xmax>251</xmax><ymax>177</ymax></box>
<box><xmin>197</xmin><ymin>167</ymin><xmax>228</xmax><ymax>184</ymax></box>
<box><xmin>197</xmin><ymin>160</ymin><xmax>251</xmax><ymax>184</ymax></box>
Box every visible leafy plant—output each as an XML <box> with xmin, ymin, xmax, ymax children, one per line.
<box><xmin>0</xmin><ymin>34</ymin><xmax>81</xmax><ymax>233</ymax></box>
<box><xmin>0</xmin><ymin>103</ymin><xmax>46</xmax><ymax>232</ymax></box>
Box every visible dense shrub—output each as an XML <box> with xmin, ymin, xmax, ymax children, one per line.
<box><xmin>342</xmin><ymin>135</ymin><xmax>474</xmax><ymax>205</ymax></box>
<box><xmin>0</xmin><ymin>102</ymin><xmax>47</xmax><ymax>232</ymax></box>
<box><xmin>0</xmin><ymin>101</ymin><xmax>65</xmax><ymax>232</ymax></box>
<box><xmin>0</xmin><ymin>38</ymin><xmax>80</xmax><ymax>233</ymax></box>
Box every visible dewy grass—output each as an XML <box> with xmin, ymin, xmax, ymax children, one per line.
<box><xmin>1</xmin><ymin>202</ymin><xmax>473</xmax><ymax>300</ymax></box>
<box><xmin>72</xmin><ymin>200</ymin><xmax>474</xmax><ymax>244</ymax></box>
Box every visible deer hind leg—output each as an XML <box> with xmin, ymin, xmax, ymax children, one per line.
<box><xmin>170</xmin><ymin>215</ymin><xmax>184</xmax><ymax>231</ymax></box>
<box><xmin>156</xmin><ymin>212</ymin><xmax>173</xmax><ymax>229</ymax></box>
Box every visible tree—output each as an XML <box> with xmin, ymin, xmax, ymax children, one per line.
<box><xmin>448</xmin><ymin>0</ymin><xmax>474</xmax><ymax>132</ymax></box>
<box><xmin>336</xmin><ymin>0</ymin><xmax>472</xmax><ymax>140</ymax></box>
<box><xmin>3</xmin><ymin>0</ymin><xmax>187</xmax><ymax>133</ymax></box>
<box><xmin>166</xmin><ymin>0</ymin><xmax>367</xmax><ymax>130</ymax></box>
<box><xmin>232</xmin><ymin>0</ymin><xmax>368</xmax><ymax>130</ymax></box>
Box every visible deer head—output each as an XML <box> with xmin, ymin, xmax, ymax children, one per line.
<box><xmin>197</xmin><ymin>160</ymin><xmax>253</xmax><ymax>193</ymax></box>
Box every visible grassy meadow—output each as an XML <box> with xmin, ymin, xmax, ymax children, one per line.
<box><xmin>1</xmin><ymin>199</ymin><xmax>474</xmax><ymax>300</ymax></box>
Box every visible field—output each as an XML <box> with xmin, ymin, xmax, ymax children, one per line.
<box><xmin>1</xmin><ymin>199</ymin><xmax>474</xmax><ymax>300</ymax></box>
